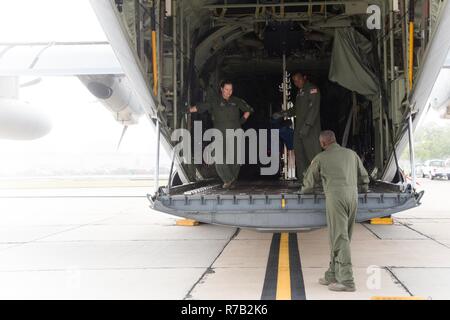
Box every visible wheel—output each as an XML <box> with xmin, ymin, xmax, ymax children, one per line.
<box><xmin>431</xmin><ymin>175</ymin><xmax>435</xmax><ymax>180</ymax></box>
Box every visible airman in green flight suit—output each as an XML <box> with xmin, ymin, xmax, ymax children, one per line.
<box><xmin>189</xmin><ymin>80</ymin><xmax>254</xmax><ymax>189</ymax></box>
<box><xmin>276</xmin><ymin>72</ymin><xmax>322</xmax><ymax>182</ymax></box>
<box><xmin>302</xmin><ymin>130</ymin><xmax>370</xmax><ymax>292</ymax></box>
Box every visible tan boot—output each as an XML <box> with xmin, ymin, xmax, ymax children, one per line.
<box><xmin>222</xmin><ymin>181</ymin><xmax>232</xmax><ymax>189</ymax></box>
<box><xmin>319</xmin><ymin>278</ymin><xmax>336</xmax><ymax>286</ymax></box>
<box><xmin>328</xmin><ymin>282</ymin><xmax>356</xmax><ymax>292</ymax></box>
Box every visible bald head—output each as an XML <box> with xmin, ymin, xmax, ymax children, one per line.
<box><xmin>319</xmin><ymin>130</ymin><xmax>337</xmax><ymax>149</ymax></box>
<box><xmin>292</xmin><ymin>72</ymin><xmax>307</xmax><ymax>89</ymax></box>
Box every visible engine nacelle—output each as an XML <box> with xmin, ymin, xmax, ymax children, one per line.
<box><xmin>0</xmin><ymin>98</ymin><xmax>52</xmax><ymax>140</ymax></box>
<box><xmin>78</xmin><ymin>75</ymin><xmax>144</xmax><ymax>125</ymax></box>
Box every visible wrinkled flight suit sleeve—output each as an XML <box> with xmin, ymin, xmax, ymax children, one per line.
<box><xmin>301</xmin><ymin>157</ymin><xmax>321</xmax><ymax>193</ymax></box>
<box><xmin>196</xmin><ymin>101</ymin><xmax>213</xmax><ymax>113</ymax></box>
<box><xmin>300</xmin><ymin>87</ymin><xmax>320</xmax><ymax>137</ymax></box>
<box><xmin>236</xmin><ymin>98</ymin><xmax>254</xmax><ymax>113</ymax></box>
<box><xmin>237</xmin><ymin>98</ymin><xmax>254</xmax><ymax>124</ymax></box>
<box><xmin>356</xmin><ymin>154</ymin><xmax>370</xmax><ymax>192</ymax></box>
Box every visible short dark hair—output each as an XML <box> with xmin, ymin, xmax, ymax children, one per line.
<box><xmin>291</xmin><ymin>71</ymin><xmax>306</xmax><ymax>79</ymax></box>
<box><xmin>220</xmin><ymin>79</ymin><xmax>233</xmax><ymax>88</ymax></box>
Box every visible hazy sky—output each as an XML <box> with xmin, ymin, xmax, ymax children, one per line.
<box><xmin>1</xmin><ymin>76</ymin><xmax>161</xmax><ymax>154</ymax></box>
<box><xmin>0</xmin><ymin>0</ymin><xmax>106</xmax><ymax>43</ymax></box>
<box><xmin>0</xmin><ymin>0</ymin><xmax>170</xmax><ymax>175</ymax></box>
<box><xmin>0</xmin><ymin>75</ymin><xmax>172</xmax><ymax>174</ymax></box>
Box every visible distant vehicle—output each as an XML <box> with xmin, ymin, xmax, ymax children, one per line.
<box><xmin>446</xmin><ymin>159</ymin><xmax>450</xmax><ymax>179</ymax></box>
<box><xmin>415</xmin><ymin>163</ymin><xmax>425</xmax><ymax>177</ymax></box>
<box><xmin>422</xmin><ymin>159</ymin><xmax>449</xmax><ymax>180</ymax></box>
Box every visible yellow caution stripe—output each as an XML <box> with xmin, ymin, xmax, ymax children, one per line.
<box><xmin>370</xmin><ymin>217</ymin><xmax>394</xmax><ymax>225</ymax></box>
<box><xmin>175</xmin><ymin>219</ymin><xmax>199</xmax><ymax>226</ymax></box>
<box><xmin>372</xmin><ymin>296</ymin><xmax>427</xmax><ymax>300</ymax></box>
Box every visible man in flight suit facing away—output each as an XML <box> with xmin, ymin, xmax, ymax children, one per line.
<box><xmin>276</xmin><ymin>72</ymin><xmax>322</xmax><ymax>183</ymax></box>
<box><xmin>188</xmin><ymin>80</ymin><xmax>254</xmax><ymax>189</ymax></box>
<box><xmin>302</xmin><ymin>130</ymin><xmax>370</xmax><ymax>292</ymax></box>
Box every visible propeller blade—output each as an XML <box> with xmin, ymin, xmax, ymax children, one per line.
<box><xmin>20</xmin><ymin>78</ymin><xmax>42</xmax><ymax>88</ymax></box>
<box><xmin>116</xmin><ymin>125</ymin><xmax>128</xmax><ymax>151</ymax></box>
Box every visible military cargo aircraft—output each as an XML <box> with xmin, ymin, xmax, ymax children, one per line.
<box><xmin>3</xmin><ymin>0</ymin><xmax>450</xmax><ymax>231</ymax></box>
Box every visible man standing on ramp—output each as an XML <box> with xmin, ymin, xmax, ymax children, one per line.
<box><xmin>274</xmin><ymin>72</ymin><xmax>322</xmax><ymax>183</ymax></box>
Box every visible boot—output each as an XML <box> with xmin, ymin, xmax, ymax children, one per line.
<box><xmin>328</xmin><ymin>282</ymin><xmax>356</xmax><ymax>292</ymax></box>
<box><xmin>319</xmin><ymin>278</ymin><xmax>336</xmax><ymax>286</ymax></box>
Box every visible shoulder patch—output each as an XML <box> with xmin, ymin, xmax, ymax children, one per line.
<box><xmin>310</xmin><ymin>88</ymin><xmax>318</xmax><ymax>94</ymax></box>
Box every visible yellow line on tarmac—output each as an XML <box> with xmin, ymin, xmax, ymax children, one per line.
<box><xmin>276</xmin><ymin>233</ymin><xmax>291</xmax><ymax>300</ymax></box>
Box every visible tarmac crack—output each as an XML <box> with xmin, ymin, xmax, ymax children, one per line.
<box><xmin>360</xmin><ymin>223</ymin><xmax>382</xmax><ymax>239</ymax></box>
<box><xmin>183</xmin><ymin>228</ymin><xmax>240</xmax><ymax>300</ymax></box>
<box><xmin>385</xmin><ymin>266</ymin><xmax>413</xmax><ymax>296</ymax></box>
<box><xmin>397</xmin><ymin>221</ymin><xmax>450</xmax><ymax>249</ymax></box>
<box><xmin>0</xmin><ymin>215</ymin><xmax>123</xmax><ymax>252</ymax></box>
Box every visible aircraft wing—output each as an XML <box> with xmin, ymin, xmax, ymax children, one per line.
<box><xmin>89</xmin><ymin>0</ymin><xmax>189</xmax><ymax>183</ymax></box>
<box><xmin>0</xmin><ymin>42</ymin><xmax>123</xmax><ymax>76</ymax></box>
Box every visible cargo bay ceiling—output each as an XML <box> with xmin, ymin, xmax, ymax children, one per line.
<box><xmin>115</xmin><ymin>0</ymin><xmax>439</xmax><ymax>104</ymax></box>
<box><xmin>117</xmin><ymin>0</ymin><xmax>400</xmax><ymax>78</ymax></box>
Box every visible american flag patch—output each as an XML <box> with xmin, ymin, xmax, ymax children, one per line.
<box><xmin>310</xmin><ymin>88</ymin><xmax>318</xmax><ymax>94</ymax></box>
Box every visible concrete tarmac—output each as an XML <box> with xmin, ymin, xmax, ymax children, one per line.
<box><xmin>0</xmin><ymin>178</ymin><xmax>448</xmax><ymax>299</ymax></box>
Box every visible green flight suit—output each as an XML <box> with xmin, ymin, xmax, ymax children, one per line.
<box><xmin>197</xmin><ymin>95</ymin><xmax>254</xmax><ymax>183</ymax></box>
<box><xmin>285</xmin><ymin>81</ymin><xmax>322</xmax><ymax>181</ymax></box>
<box><xmin>302</xmin><ymin>143</ymin><xmax>369</xmax><ymax>287</ymax></box>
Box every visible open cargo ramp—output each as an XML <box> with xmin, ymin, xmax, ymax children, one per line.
<box><xmin>150</xmin><ymin>180</ymin><xmax>423</xmax><ymax>231</ymax></box>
